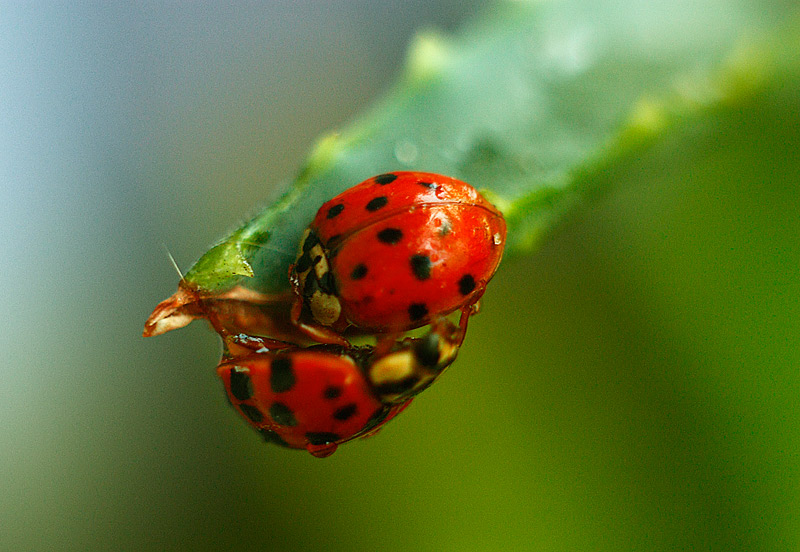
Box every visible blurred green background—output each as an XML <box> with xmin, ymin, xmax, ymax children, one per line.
<box><xmin>2</xmin><ymin>2</ymin><xmax>799</xmax><ymax>551</ymax></box>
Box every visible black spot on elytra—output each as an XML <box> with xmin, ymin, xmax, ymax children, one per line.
<box><xmin>270</xmin><ymin>357</ymin><xmax>295</xmax><ymax>393</ymax></box>
<box><xmin>333</xmin><ymin>404</ymin><xmax>357</xmax><ymax>421</ymax></box>
<box><xmin>260</xmin><ymin>428</ymin><xmax>291</xmax><ymax>448</ymax></box>
<box><xmin>323</xmin><ymin>385</ymin><xmax>342</xmax><ymax>399</ymax></box>
<box><xmin>269</xmin><ymin>403</ymin><xmax>298</xmax><ymax>427</ymax></box>
<box><xmin>414</xmin><ymin>333</ymin><xmax>441</xmax><ymax>367</ymax></box>
<box><xmin>458</xmin><ymin>274</ymin><xmax>476</xmax><ymax>295</ymax></box>
<box><xmin>374</xmin><ymin>173</ymin><xmax>397</xmax><ymax>185</ymax></box>
<box><xmin>306</xmin><ymin>432</ymin><xmax>341</xmax><ymax>445</ymax></box>
<box><xmin>229</xmin><ymin>368</ymin><xmax>253</xmax><ymax>401</ymax></box>
<box><xmin>326</xmin><ymin>204</ymin><xmax>345</xmax><ymax>219</ymax></box>
<box><xmin>377</xmin><ymin>228</ymin><xmax>403</xmax><ymax>244</ymax></box>
<box><xmin>365</xmin><ymin>196</ymin><xmax>388</xmax><ymax>212</ymax></box>
<box><xmin>410</xmin><ymin>254</ymin><xmax>431</xmax><ymax>281</ymax></box>
<box><xmin>408</xmin><ymin>303</ymin><xmax>429</xmax><ymax>321</ymax></box>
<box><xmin>350</xmin><ymin>263</ymin><xmax>368</xmax><ymax>280</ymax></box>
<box><xmin>239</xmin><ymin>403</ymin><xmax>263</xmax><ymax>423</ymax></box>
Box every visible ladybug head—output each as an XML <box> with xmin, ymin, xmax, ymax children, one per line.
<box><xmin>290</xmin><ymin>229</ymin><xmax>342</xmax><ymax>327</ymax></box>
<box><xmin>366</xmin><ymin>322</ymin><xmax>461</xmax><ymax>404</ymax></box>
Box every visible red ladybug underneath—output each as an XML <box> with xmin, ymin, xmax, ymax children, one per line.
<box><xmin>289</xmin><ymin>171</ymin><xmax>506</xmax><ymax>346</ymax></box>
<box><xmin>217</xmin><ymin>318</ymin><xmax>463</xmax><ymax>457</ymax></box>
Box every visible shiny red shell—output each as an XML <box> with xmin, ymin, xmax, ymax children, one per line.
<box><xmin>217</xmin><ymin>347</ymin><xmax>410</xmax><ymax>458</ymax></box>
<box><xmin>297</xmin><ymin>171</ymin><xmax>506</xmax><ymax>332</ymax></box>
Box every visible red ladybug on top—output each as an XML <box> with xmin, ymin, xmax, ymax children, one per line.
<box><xmin>289</xmin><ymin>171</ymin><xmax>506</xmax><ymax>346</ymax></box>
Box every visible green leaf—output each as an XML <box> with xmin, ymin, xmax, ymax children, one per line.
<box><xmin>178</xmin><ymin>0</ymin><xmax>798</xmax><ymax>295</ymax></box>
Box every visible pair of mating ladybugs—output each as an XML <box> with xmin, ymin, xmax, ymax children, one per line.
<box><xmin>213</xmin><ymin>171</ymin><xmax>506</xmax><ymax>457</ymax></box>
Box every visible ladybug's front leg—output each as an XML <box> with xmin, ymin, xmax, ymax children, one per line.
<box><xmin>373</xmin><ymin>332</ymin><xmax>404</xmax><ymax>358</ymax></box>
<box><xmin>289</xmin><ymin>297</ymin><xmax>351</xmax><ymax>347</ymax></box>
<box><xmin>455</xmin><ymin>301</ymin><xmax>479</xmax><ymax>347</ymax></box>
<box><xmin>221</xmin><ymin>333</ymin><xmax>296</xmax><ymax>361</ymax></box>
<box><xmin>372</xmin><ymin>299</ymin><xmax>476</xmax><ymax>357</ymax></box>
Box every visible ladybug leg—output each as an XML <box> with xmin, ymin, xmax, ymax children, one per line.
<box><xmin>220</xmin><ymin>332</ymin><xmax>296</xmax><ymax>362</ymax></box>
<box><xmin>227</xmin><ymin>333</ymin><xmax>294</xmax><ymax>352</ymax></box>
<box><xmin>200</xmin><ymin>297</ymin><xmax>295</xmax><ymax>360</ymax></box>
<box><xmin>209</xmin><ymin>286</ymin><xmax>308</xmax><ymax>344</ymax></box>
<box><xmin>374</xmin><ymin>332</ymin><xmax>403</xmax><ymax>357</ymax></box>
<box><xmin>290</xmin><ymin>297</ymin><xmax>351</xmax><ymax>347</ymax></box>
<box><xmin>452</xmin><ymin>283</ymin><xmax>486</xmax><ymax>344</ymax></box>
<box><xmin>454</xmin><ymin>303</ymin><xmax>478</xmax><ymax>346</ymax></box>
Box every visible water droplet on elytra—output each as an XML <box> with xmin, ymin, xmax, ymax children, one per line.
<box><xmin>306</xmin><ymin>443</ymin><xmax>338</xmax><ymax>458</ymax></box>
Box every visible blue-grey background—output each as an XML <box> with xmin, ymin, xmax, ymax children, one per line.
<box><xmin>3</xmin><ymin>2</ymin><xmax>799</xmax><ymax>551</ymax></box>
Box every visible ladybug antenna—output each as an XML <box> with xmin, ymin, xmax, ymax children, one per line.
<box><xmin>162</xmin><ymin>243</ymin><xmax>186</xmax><ymax>280</ymax></box>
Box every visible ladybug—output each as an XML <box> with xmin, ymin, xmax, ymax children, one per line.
<box><xmin>289</xmin><ymin>171</ymin><xmax>506</xmax><ymax>345</ymax></box>
<box><xmin>217</xmin><ymin>318</ymin><xmax>464</xmax><ymax>457</ymax></box>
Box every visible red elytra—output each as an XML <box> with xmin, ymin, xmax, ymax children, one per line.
<box><xmin>290</xmin><ymin>171</ymin><xmax>506</xmax><ymax>344</ymax></box>
<box><xmin>217</xmin><ymin>346</ymin><xmax>411</xmax><ymax>458</ymax></box>
<box><xmin>216</xmin><ymin>315</ymin><xmax>465</xmax><ymax>457</ymax></box>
